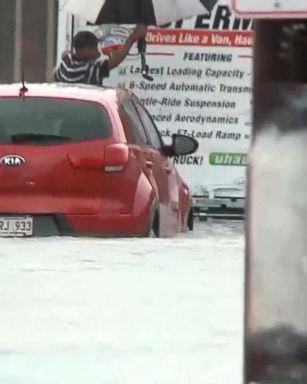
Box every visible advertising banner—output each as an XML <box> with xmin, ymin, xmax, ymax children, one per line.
<box><xmin>58</xmin><ymin>1</ymin><xmax>253</xmax><ymax>200</ymax></box>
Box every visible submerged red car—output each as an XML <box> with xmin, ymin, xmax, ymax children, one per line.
<box><xmin>0</xmin><ymin>83</ymin><xmax>198</xmax><ymax>238</ymax></box>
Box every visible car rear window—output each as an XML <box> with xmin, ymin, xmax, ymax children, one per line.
<box><xmin>0</xmin><ymin>97</ymin><xmax>112</xmax><ymax>144</ymax></box>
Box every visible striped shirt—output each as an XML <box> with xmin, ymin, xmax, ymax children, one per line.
<box><xmin>54</xmin><ymin>53</ymin><xmax>110</xmax><ymax>86</ymax></box>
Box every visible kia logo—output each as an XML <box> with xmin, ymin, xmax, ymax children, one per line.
<box><xmin>0</xmin><ymin>155</ymin><xmax>26</xmax><ymax>167</ymax></box>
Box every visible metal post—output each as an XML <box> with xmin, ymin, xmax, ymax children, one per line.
<box><xmin>14</xmin><ymin>0</ymin><xmax>22</xmax><ymax>82</ymax></box>
<box><xmin>71</xmin><ymin>14</ymin><xmax>75</xmax><ymax>51</ymax></box>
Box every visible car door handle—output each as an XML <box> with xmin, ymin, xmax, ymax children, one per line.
<box><xmin>164</xmin><ymin>164</ymin><xmax>172</xmax><ymax>174</ymax></box>
<box><xmin>145</xmin><ymin>160</ymin><xmax>154</xmax><ymax>169</ymax></box>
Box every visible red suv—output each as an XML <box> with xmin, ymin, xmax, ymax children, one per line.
<box><xmin>0</xmin><ymin>83</ymin><xmax>198</xmax><ymax>237</ymax></box>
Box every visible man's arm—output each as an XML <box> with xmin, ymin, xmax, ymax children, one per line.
<box><xmin>108</xmin><ymin>24</ymin><xmax>147</xmax><ymax>70</ymax></box>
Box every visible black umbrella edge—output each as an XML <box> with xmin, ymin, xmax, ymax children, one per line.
<box><xmin>94</xmin><ymin>0</ymin><xmax>157</xmax><ymax>26</ymax></box>
<box><xmin>199</xmin><ymin>0</ymin><xmax>218</xmax><ymax>13</ymax></box>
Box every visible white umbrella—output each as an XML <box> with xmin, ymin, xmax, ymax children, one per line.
<box><xmin>64</xmin><ymin>0</ymin><xmax>217</xmax><ymax>26</ymax></box>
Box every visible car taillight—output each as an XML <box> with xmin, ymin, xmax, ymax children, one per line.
<box><xmin>104</xmin><ymin>143</ymin><xmax>129</xmax><ymax>172</ymax></box>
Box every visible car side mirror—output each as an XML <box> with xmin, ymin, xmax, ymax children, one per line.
<box><xmin>164</xmin><ymin>134</ymin><xmax>199</xmax><ymax>157</ymax></box>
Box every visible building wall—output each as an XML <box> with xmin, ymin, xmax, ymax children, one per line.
<box><xmin>0</xmin><ymin>1</ymin><xmax>16</xmax><ymax>82</ymax></box>
<box><xmin>0</xmin><ymin>0</ymin><xmax>58</xmax><ymax>83</ymax></box>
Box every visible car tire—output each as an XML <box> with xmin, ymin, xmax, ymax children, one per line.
<box><xmin>145</xmin><ymin>204</ymin><xmax>160</xmax><ymax>238</ymax></box>
<box><xmin>188</xmin><ymin>208</ymin><xmax>194</xmax><ymax>231</ymax></box>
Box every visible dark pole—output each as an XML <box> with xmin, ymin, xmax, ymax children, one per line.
<box><xmin>71</xmin><ymin>14</ymin><xmax>75</xmax><ymax>52</ymax></box>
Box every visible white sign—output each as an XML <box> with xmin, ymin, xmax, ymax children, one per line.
<box><xmin>232</xmin><ymin>0</ymin><xmax>307</xmax><ymax>18</ymax></box>
<box><xmin>58</xmin><ymin>2</ymin><xmax>253</xmax><ymax>198</ymax></box>
<box><xmin>64</xmin><ymin>0</ymin><xmax>106</xmax><ymax>24</ymax></box>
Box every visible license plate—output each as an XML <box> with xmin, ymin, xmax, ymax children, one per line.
<box><xmin>0</xmin><ymin>217</ymin><xmax>33</xmax><ymax>237</ymax></box>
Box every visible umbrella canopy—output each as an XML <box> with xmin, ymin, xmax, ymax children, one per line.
<box><xmin>64</xmin><ymin>0</ymin><xmax>217</xmax><ymax>26</ymax></box>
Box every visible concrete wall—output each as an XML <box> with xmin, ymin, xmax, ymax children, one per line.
<box><xmin>0</xmin><ymin>0</ymin><xmax>58</xmax><ymax>83</ymax></box>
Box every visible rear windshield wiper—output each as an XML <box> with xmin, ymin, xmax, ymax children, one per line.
<box><xmin>11</xmin><ymin>133</ymin><xmax>71</xmax><ymax>144</ymax></box>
